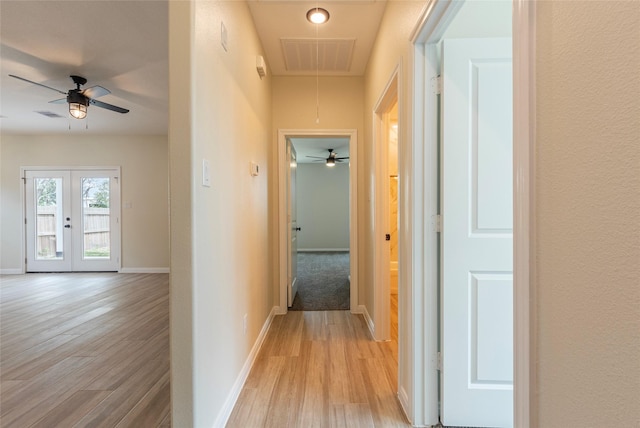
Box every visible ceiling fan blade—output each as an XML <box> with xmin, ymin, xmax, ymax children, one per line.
<box><xmin>335</xmin><ymin>156</ymin><xmax>349</xmax><ymax>160</ymax></box>
<box><xmin>9</xmin><ymin>74</ymin><xmax>67</xmax><ymax>95</ymax></box>
<box><xmin>48</xmin><ymin>98</ymin><xmax>67</xmax><ymax>104</ymax></box>
<box><xmin>82</xmin><ymin>85</ymin><xmax>110</xmax><ymax>99</ymax></box>
<box><xmin>306</xmin><ymin>155</ymin><xmax>326</xmax><ymax>159</ymax></box>
<box><xmin>89</xmin><ymin>99</ymin><xmax>129</xmax><ymax>114</ymax></box>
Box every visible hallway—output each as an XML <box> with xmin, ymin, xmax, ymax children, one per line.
<box><xmin>227</xmin><ymin>308</ymin><xmax>408</xmax><ymax>427</ymax></box>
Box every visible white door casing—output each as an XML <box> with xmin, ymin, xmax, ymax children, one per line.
<box><xmin>372</xmin><ymin>67</ymin><xmax>400</xmax><ymax>342</ymax></box>
<box><xmin>277</xmin><ymin>129</ymin><xmax>358</xmax><ymax>314</ymax></box>
<box><xmin>441</xmin><ymin>37</ymin><xmax>513</xmax><ymax>427</ymax></box>
<box><xmin>287</xmin><ymin>140</ymin><xmax>299</xmax><ymax>307</ymax></box>
<box><xmin>408</xmin><ymin>1</ymin><xmax>535</xmax><ymax>426</ymax></box>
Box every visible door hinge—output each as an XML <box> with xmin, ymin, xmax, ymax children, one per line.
<box><xmin>433</xmin><ymin>214</ymin><xmax>442</xmax><ymax>233</ymax></box>
<box><xmin>385</xmin><ymin>233</ymin><xmax>391</xmax><ymax>241</ymax></box>
<box><xmin>437</xmin><ymin>352</ymin><xmax>442</xmax><ymax>371</ymax></box>
<box><xmin>25</xmin><ymin>218</ymin><xmax>27</xmax><ymax>225</ymax></box>
<box><xmin>431</xmin><ymin>75</ymin><xmax>442</xmax><ymax>95</ymax></box>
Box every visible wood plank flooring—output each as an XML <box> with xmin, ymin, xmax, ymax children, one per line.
<box><xmin>0</xmin><ymin>273</ymin><xmax>170</xmax><ymax>427</ymax></box>
<box><xmin>227</xmin><ymin>301</ymin><xmax>410</xmax><ymax>427</ymax></box>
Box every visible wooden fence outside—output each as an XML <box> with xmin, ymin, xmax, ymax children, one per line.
<box><xmin>36</xmin><ymin>205</ymin><xmax>110</xmax><ymax>257</ymax></box>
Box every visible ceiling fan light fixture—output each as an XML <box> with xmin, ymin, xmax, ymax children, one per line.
<box><xmin>326</xmin><ymin>157</ymin><xmax>336</xmax><ymax>167</ymax></box>
<box><xmin>306</xmin><ymin>7</ymin><xmax>329</xmax><ymax>24</ymax></box>
<box><xmin>69</xmin><ymin>102</ymin><xmax>87</xmax><ymax>119</ymax></box>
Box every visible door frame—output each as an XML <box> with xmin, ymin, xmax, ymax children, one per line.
<box><xmin>277</xmin><ymin>129</ymin><xmax>358</xmax><ymax>314</ymax></box>
<box><xmin>21</xmin><ymin>166</ymin><xmax>122</xmax><ymax>273</ymax></box>
<box><xmin>407</xmin><ymin>0</ymin><xmax>536</xmax><ymax>425</ymax></box>
<box><xmin>372</xmin><ymin>66</ymin><xmax>400</xmax><ymax>342</ymax></box>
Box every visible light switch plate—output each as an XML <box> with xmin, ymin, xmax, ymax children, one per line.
<box><xmin>250</xmin><ymin>162</ymin><xmax>259</xmax><ymax>176</ymax></box>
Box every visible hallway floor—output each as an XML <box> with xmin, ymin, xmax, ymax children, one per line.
<box><xmin>227</xmin><ymin>308</ymin><xmax>409</xmax><ymax>427</ymax></box>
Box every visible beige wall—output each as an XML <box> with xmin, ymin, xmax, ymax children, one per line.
<box><xmin>169</xmin><ymin>0</ymin><xmax>273</xmax><ymax>425</ymax></box>
<box><xmin>0</xmin><ymin>134</ymin><xmax>169</xmax><ymax>272</ymax></box>
<box><xmin>296</xmin><ymin>163</ymin><xmax>350</xmax><ymax>250</ymax></box>
<box><xmin>271</xmin><ymin>75</ymin><xmax>364</xmax><ymax>305</ymax></box>
<box><xmin>535</xmin><ymin>2</ymin><xmax>640</xmax><ymax>425</ymax></box>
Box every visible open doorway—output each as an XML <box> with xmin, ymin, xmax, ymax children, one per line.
<box><xmin>289</xmin><ymin>137</ymin><xmax>350</xmax><ymax>311</ymax></box>
<box><xmin>387</xmin><ymin>103</ymin><xmax>399</xmax><ymax>344</ymax></box>
<box><xmin>408</xmin><ymin>0</ymin><xmax>532</xmax><ymax>425</ymax></box>
<box><xmin>372</xmin><ymin>68</ymin><xmax>399</xmax><ymax>343</ymax></box>
<box><xmin>277</xmin><ymin>129</ymin><xmax>359</xmax><ymax>314</ymax></box>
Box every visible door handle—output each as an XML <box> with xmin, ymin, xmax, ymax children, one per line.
<box><xmin>64</xmin><ymin>224</ymin><xmax>71</xmax><ymax>228</ymax></box>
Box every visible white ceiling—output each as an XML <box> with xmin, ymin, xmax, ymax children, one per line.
<box><xmin>248</xmin><ymin>0</ymin><xmax>387</xmax><ymax>76</ymax></box>
<box><xmin>0</xmin><ymin>1</ymin><xmax>168</xmax><ymax>135</ymax></box>
<box><xmin>0</xmin><ymin>0</ymin><xmax>387</xmax><ymax>135</ymax></box>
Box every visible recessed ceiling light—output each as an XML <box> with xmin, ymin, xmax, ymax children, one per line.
<box><xmin>306</xmin><ymin>7</ymin><xmax>329</xmax><ymax>24</ymax></box>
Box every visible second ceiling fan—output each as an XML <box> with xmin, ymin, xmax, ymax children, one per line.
<box><xmin>306</xmin><ymin>149</ymin><xmax>349</xmax><ymax>167</ymax></box>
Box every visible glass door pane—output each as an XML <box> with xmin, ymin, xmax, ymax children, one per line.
<box><xmin>25</xmin><ymin>170</ymin><xmax>72</xmax><ymax>272</ymax></box>
<box><xmin>81</xmin><ymin>177</ymin><xmax>111</xmax><ymax>260</ymax></box>
<box><xmin>35</xmin><ymin>177</ymin><xmax>64</xmax><ymax>260</ymax></box>
<box><xmin>72</xmin><ymin>170</ymin><xmax>119</xmax><ymax>271</ymax></box>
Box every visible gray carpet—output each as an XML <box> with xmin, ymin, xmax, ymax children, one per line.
<box><xmin>289</xmin><ymin>251</ymin><xmax>350</xmax><ymax>311</ymax></box>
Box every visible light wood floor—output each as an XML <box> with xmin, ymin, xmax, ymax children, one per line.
<box><xmin>227</xmin><ymin>295</ymin><xmax>409</xmax><ymax>427</ymax></box>
<box><xmin>0</xmin><ymin>273</ymin><xmax>170</xmax><ymax>427</ymax></box>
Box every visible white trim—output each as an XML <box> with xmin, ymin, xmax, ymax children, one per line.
<box><xmin>410</xmin><ymin>0</ymin><xmax>534</xmax><ymax>426</ymax></box>
<box><xmin>397</xmin><ymin>386</ymin><xmax>413</xmax><ymax>427</ymax></box>
<box><xmin>213</xmin><ymin>306</ymin><xmax>278</xmax><ymax>428</ymax></box>
<box><xmin>297</xmin><ymin>248</ymin><xmax>349</xmax><ymax>252</ymax></box>
<box><xmin>359</xmin><ymin>304</ymin><xmax>376</xmax><ymax>340</ymax></box>
<box><xmin>352</xmin><ymin>304</ymin><xmax>365</xmax><ymax>315</ymax></box>
<box><xmin>119</xmin><ymin>267</ymin><xmax>170</xmax><ymax>274</ymax></box>
<box><xmin>278</xmin><ymin>129</ymin><xmax>358</xmax><ymax>314</ymax></box>
<box><xmin>0</xmin><ymin>269</ymin><xmax>24</xmax><ymax>275</ymax></box>
<box><xmin>513</xmin><ymin>0</ymin><xmax>536</xmax><ymax>426</ymax></box>
<box><xmin>409</xmin><ymin>1</ymin><xmax>459</xmax><ymax>420</ymax></box>
<box><xmin>372</xmin><ymin>65</ymin><xmax>400</xmax><ymax>342</ymax></box>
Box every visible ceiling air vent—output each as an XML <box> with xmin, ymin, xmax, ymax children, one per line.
<box><xmin>281</xmin><ymin>38</ymin><xmax>355</xmax><ymax>73</ymax></box>
<box><xmin>35</xmin><ymin>111</ymin><xmax>65</xmax><ymax>118</ymax></box>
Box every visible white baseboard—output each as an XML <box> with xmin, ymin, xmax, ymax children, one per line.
<box><xmin>360</xmin><ymin>305</ymin><xmax>376</xmax><ymax>340</ymax></box>
<box><xmin>351</xmin><ymin>304</ymin><xmax>365</xmax><ymax>315</ymax></box>
<box><xmin>297</xmin><ymin>248</ymin><xmax>349</xmax><ymax>252</ymax></box>
<box><xmin>119</xmin><ymin>267</ymin><xmax>170</xmax><ymax>274</ymax></box>
<box><xmin>397</xmin><ymin>386</ymin><xmax>412</xmax><ymax>426</ymax></box>
<box><xmin>213</xmin><ymin>306</ymin><xmax>278</xmax><ymax>428</ymax></box>
<box><xmin>0</xmin><ymin>269</ymin><xmax>23</xmax><ymax>275</ymax></box>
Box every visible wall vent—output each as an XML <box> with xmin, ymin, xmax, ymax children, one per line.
<box><xmin>281</xmin><ymin>38</ymin><xmax>355</xmax><ymax>73</ymax></box>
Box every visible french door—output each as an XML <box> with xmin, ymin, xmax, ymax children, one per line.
<box><xmin>24</xmin><ymin>168</ymin><xmax>121</xmax><ymax>272</ymax></box>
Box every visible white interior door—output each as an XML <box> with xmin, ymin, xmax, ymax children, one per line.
<box><xmin>25</xmin><ymin>168</ymin><xmax>120</xmax><ymax>272</ymax></box>
<box><xmin>287</xmin><ymin>141</ymin><xmax>299</xmax><ymax>306</ymax></box>
<box><xmin>441</xmin><ymin>38</ymin><xmax>513</xmax><ymax>427</ymax></box>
